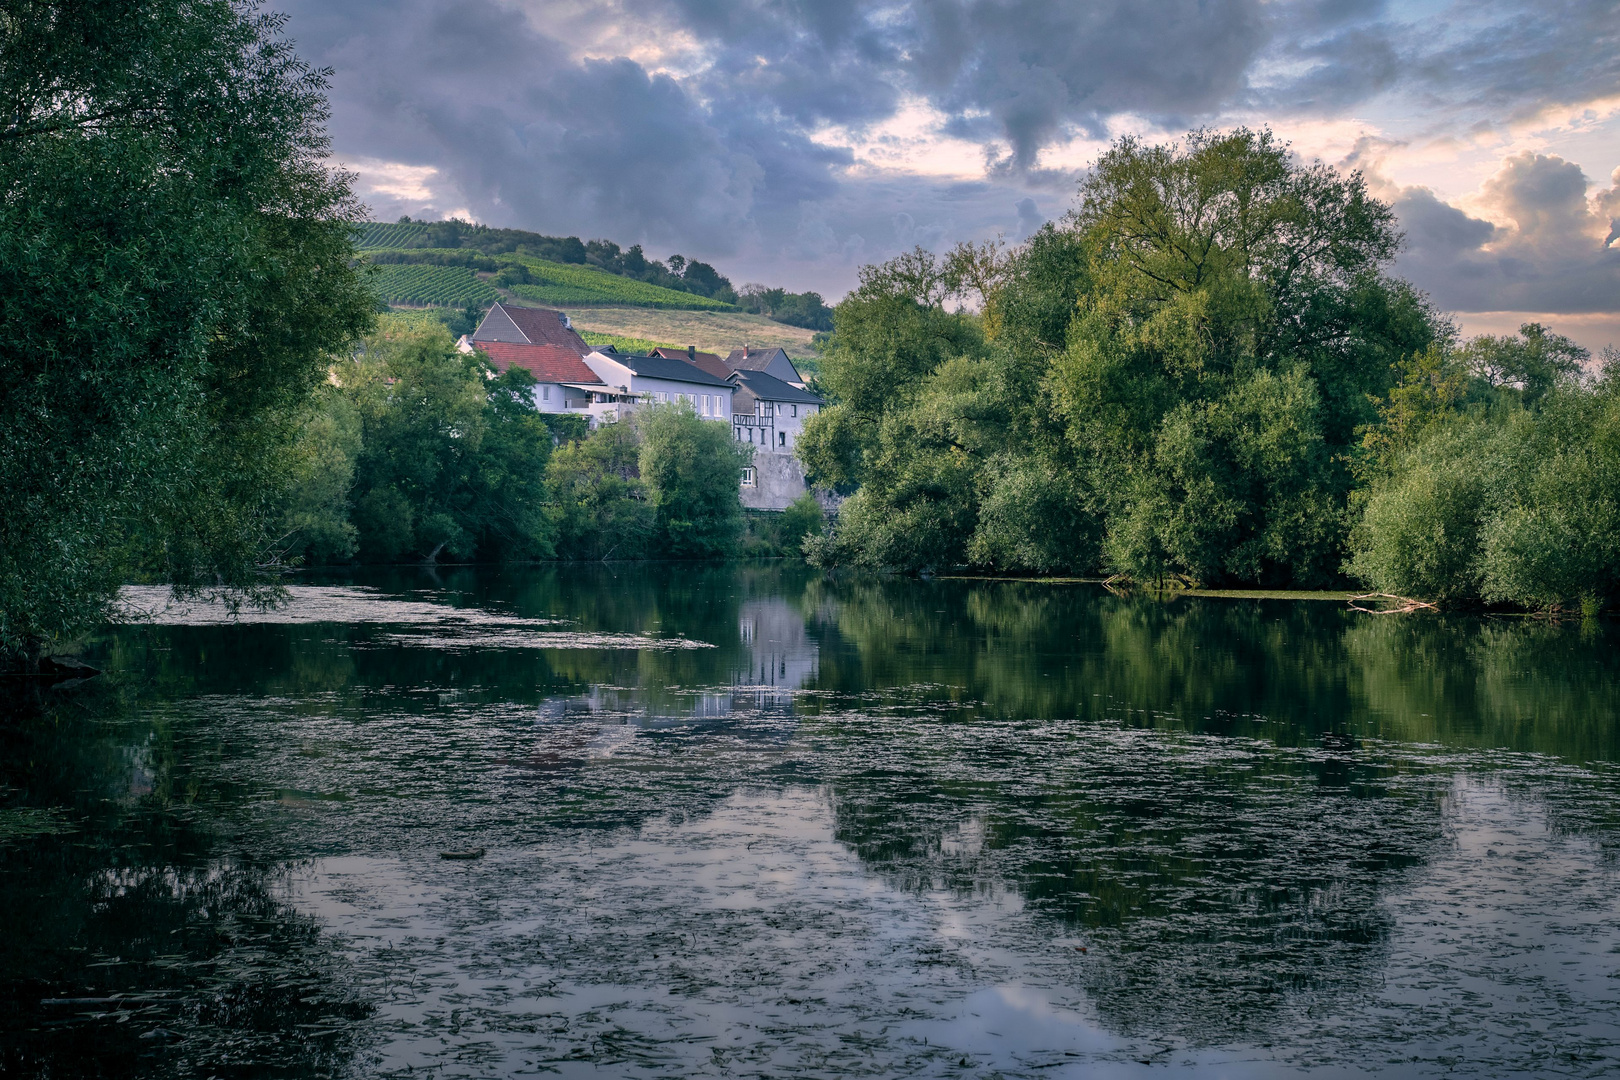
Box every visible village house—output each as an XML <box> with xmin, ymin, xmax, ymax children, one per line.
<box><xmin>726</xmin><ymin>346</ymin><xmax>805</xmax><ymax>387</ymax></box>
<box><xmin>581</xmin><ymin>346</ymin><xmax>735</xmax><ymax>426</ymax></box>
<box><xmin>460</xmin><ymin>302</ymin><xmax>608</xmax><ymax>413</ymax></box>
<box><xmin>459</xmin><ymin>303</ymin><xmax>826</xmax><ymax>510</ymax></box>
<box><xmin>729</xmin><ymin>369</ymin><xmax>824</xmax><ymax>510</ymax></box>
<box><xmin>649</xmin><ymin>345</ymin><xmax>728</xmax><ymax>377</ymax></box>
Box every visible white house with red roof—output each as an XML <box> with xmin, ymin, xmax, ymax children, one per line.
<box><xmin>458</xmin><ymin>302</ymin><xmax>613</xmax><ymax>415</ymax></box>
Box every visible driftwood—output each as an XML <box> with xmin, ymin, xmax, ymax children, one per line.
<box><xmin>1348</xmin><ymin>592</ymin><xmax>1437</xmax><ymax>615</ymax></box>
<box><xmin>1102</xmin><ymin>573</ymin><xmax>1200</xmax><ymax>596</ymax></box>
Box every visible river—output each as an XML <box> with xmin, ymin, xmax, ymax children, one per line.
<box><xmin>3</xmin><ymin>565</ymin><xmax>1618</xmax><ymax>1077</ymax></box>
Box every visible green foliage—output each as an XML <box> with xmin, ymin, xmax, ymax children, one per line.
<box><xmin>282</xmin><ymin>321</ymin><xmax>555</xmax><ymax>564</ymax></box>
<box><xmin>736</xmin><ymin>285</ymin><xmax>835</xmax><ymax>330</ymax></box>
<box><xmin>543</xmin><ymin>407</ymin><xmax>750</xmax><ymax>560</ymax></box>
<box><xmin>280</xmin><ymin>389</ymin><xmax>362</xmax><ymax>564</ymax></box>
<box><xmin>1348</xmin><ymin>361</ymin><xmax>1620</xmax><ymax>611</ymax></box>
<box><xmin>738</xmin><ymin>496</ymin><xmax>824</xmax><ymax>558</ymax></box>
<box><xmin>807</xmin><ymin>129</ymin><xmax>1441</xmax><ymax>582</ymax></box>
<box><xmin>1458</xmin><ymin>322</ymin><xmax>1587</xmax><ymax>407</ymax></box>
<box><xmin>639</xmin><ymin>404</ymin><xmax>752</xmax><ymax>558</ymax></box>
<box><xmin>545</xmin><ymin>423</ymin><xmax>655</xmax><ymax>560</ymax></box>
<box><xmin>369</xmin><ymin>264</ymin><xmax>498</xmax><ymax>307</ymax></box>
<box><xmin>0</xmin><ymin>0</ymin><xmax>376</xmax><ymax>663</ymax></box>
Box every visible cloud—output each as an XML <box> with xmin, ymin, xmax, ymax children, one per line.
<box><xmin>1394</xmin><ymin>152</ymin><xmax>1620</xmax><ymax>314</ymax></box>
<box><xmin>274</xmin><ymin>0</ymin><xmax>1620</xmax><ymax>320</ymax></box>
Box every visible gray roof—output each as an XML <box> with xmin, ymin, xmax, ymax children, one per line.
<box><xmin>731</xmin><ymin>369</ymin><xmax>823</xmax><ymax>404</ymax></box>
<box><xmin>597</xmin><ymin>350</ymin><xmax>736</xmax><ymax>388</ymax></box>
<box><xmin>726</xmin><ymin>346</ymin><xmax>789</xmax><ymax>371</ymax></box>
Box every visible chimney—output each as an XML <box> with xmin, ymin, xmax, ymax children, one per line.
<box><xmin>743</xmin><ymin>345</ymin><xmax>750</xmax><ymax>359</ymax></box>
<box><xmin>687</xmin><ymin>344</ymin><xmax>695</xmax><ymax>359</ymax></box>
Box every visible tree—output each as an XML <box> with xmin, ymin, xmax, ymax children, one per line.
<box><xmin>316</xmin><ymin>321</ymin><xmax>556</xmax><ymax>563</ymax></box>
<box><xmin>0</xmin><ymin>1</ymin><xmax>376</xmax><ymax>665</ymax></box>
<box><xmin>806</xmin><ymin>130</ymin><xmax>1442</xmax><ymax>582</ymax></box>
<box><xmin>1347</xmin><ymin>340</ymin><xmax>1617</xmax><ymax>612</ymax></box>
<box><xmin>545</xmin><ymin>422</ymin><xmax>655</xmax><ymax>560</ymax></box>
<box><xmin>638</xmin><ymin>404</ymin><xmax>751</xmax><ymax>558</ymax></box>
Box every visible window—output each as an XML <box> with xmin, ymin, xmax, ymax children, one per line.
<box><xmin>790</xmin><ymin>404</ymin><xmax>797</xmax><ymax>417</ymax></box>
<box><xmin>778</xmin><ymin>431</ymin><xmax>786</xmax><ymax>447</ymax></box>
<box><xmin>701</xmin><ymin>394</ymin><xmax>710</xmax><ymax>416</ymax></box>
<box><xmin>541</xmin><ymin>385</ymin><xmax>551</xmax><ymax>402</ymax></box>
<box><xmin>659</xmin><ymin>391</ymin><xmax>670</xmax><ymax>403</ymax></box>
<box><xmin>741</xmin><ymin>467</ymin><xmax>756</xmax><ymax>487</ymax></box>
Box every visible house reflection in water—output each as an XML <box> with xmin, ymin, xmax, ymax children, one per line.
<box><xmin>517</xmin><ymin>598</ymin><xmax>818</xmax><ymax>776</ymax></box>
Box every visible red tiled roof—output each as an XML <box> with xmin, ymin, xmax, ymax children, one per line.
<box><xmin>651</xmin><ymin>346</ymin><xmax>730</xmax><ymax>380</ymax></box>
<box><xmin>473</xmin><ymin>341</ymin><xmax>602</xmax><ymax>384</ymax></box>
<box><xmin>497</xmin><ymin>304</ymin><xmax>592</xmax><ymax>353</ymax></box>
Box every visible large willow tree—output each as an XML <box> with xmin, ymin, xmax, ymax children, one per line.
<box><xmin>802</xmin><ymin>129</ymin><xmax>1441</xmax><ymax>584</ymax></box>
<box><xmin>0</xmin><ymin>1</ymin><xmax>375</xmax><ymax>664</ymax></box>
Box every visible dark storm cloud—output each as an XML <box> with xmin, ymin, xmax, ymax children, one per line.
<box><xmin>1404</xmin><ymin>0</ymin><xmax>1620</xmax><ymax>126</ymax></box>
<box><xmin>287</xmin><ymin>0</ymin><xmax>806</xmax><ymax>251</ymax></box>
<box><xmin>904</xmin><ymin>0</ymin><xmax>1268</xmax><ymax>166</ymax></box>
<box><xmin>276</xmin><ymin>0</ymin><xmax>1620</xmax><ymax>310</ymax></box>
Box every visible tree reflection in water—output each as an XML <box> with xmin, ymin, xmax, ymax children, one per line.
<box><xmin>1</xmin><ymin>566</ymin><xmax>1617</xmax><ymax>1075</ymax></box>
<box><xmin>0</xmin><ymin>685</ymin><xmax>368</xmax><ymax>1078</ymax></box>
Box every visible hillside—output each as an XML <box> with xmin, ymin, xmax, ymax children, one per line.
<box><xmin>563</xmin><ymin>307</ymin><xmax>822</xmax><ymax>360</ymax></box>
<box><xmin>361</xmin><ymin>246</ymin><xmax>729</xmax><ymax>311</ymax></box>
<box><xmin>355</xmin><ymin>220</ymin><xmax>734</xmax><ymax>311</ymax></box>
<box><xmin>354</xmin><ymin>221</ymin><xmax>834</xmax><ymax>334</ymax></box>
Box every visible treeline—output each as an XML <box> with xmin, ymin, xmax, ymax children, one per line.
<box><xmin>734</xmin><ymin>285</ymin><xmax>835</xmax><ymax>331</ymax></box>
<box><xmin>374</xmin><ymin>218</ymin><xmax>836</xmax><ymax>328</ymax></box>
<box><xmin>383</xmin><ymin>218</ymin><xmax>737</xmax><ymax>303</ymax></box>
<box><xmin>280</xmin><ymin>320</ymin><xmax>758</xmax><ymax>565</ymax></box>
<box><xmin>798</xmin><ymin>129</ymin><xmax>1617</xmax><ymax>613</ymax></box>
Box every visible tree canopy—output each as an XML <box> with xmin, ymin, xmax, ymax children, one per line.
<box><xmin>803</xmin><ymin>128</ymin><xmax>1442</xmax><ymax>585</ymax></box>
<box><xmin>0</xmin><ymin>0</ymin><xmax>375</xmax><ymax>664</ymax></box>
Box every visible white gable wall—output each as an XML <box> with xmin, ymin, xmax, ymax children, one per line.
<box><xmin>582</xmin><ymin>352</ymin><xmax>734</xmax><ymax>425</ymax></box>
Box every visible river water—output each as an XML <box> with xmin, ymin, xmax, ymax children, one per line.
<box><xmin>4</xmin><ymin>565</ymin><xmax>1620</xmax><ymax>1077</ymax></box>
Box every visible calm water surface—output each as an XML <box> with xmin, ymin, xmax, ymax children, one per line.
<box><xmin>4</xmin><ymin>566</ymin><xmax>1620</xmax><ymax>1078</ymax></box>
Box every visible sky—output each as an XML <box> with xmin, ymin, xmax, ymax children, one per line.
<box><xmin>279</xmin><ymin>0</ymin><xmax>1620</xmax><ymax>350</ymax></box>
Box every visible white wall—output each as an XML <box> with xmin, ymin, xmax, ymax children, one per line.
<box><xmin>529</xmin><ymin>383</ymin><xmax>595</xmax><ymax>414</ymax></box>
<box><xmin>583</xmin><ymin>353</ymin><xmax>734</xmax><ymax>422</ymax></box>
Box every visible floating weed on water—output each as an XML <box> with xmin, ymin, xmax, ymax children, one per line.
<box><xmin>116</xmin><ymin>584</ymin><xmax>715</xmax><ymax>652</ymax></box>
<box><xmin>0</xmin><ymin>805</ymin><xmax>78</xmax><ymax>845</ymax></box>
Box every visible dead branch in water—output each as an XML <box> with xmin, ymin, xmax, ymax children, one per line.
<box><xmin>1348</xmin><ymin>592</ymin><xmax>1438</xmax><ymax>614</ymax></box>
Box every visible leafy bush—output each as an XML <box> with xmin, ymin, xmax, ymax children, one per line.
<box><xmin>283</xmin><ymin>322</ymin><xmax>555</xmax><ymax>564</ymax></box>
<box><xmin>1348</xmin><ymin>362</ymin><xmax>1620</xmax><ymax>611</ymax></box>
<box><xmin>638</xmin><ymin>404</ymin><xmax>752</xmax><ymax>557</ymax></box>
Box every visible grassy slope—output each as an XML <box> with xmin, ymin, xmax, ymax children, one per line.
<box><xmin>359</xmin><ymin>247</ymin><xmax>731</xmax><ymax>311</ymax></box>
<box><xmin>356</xmin><ymin>235</ymin><xmax>823</xmax><ymax>358</ymax></box>
<box><xmin>563</xmin><ymin>307</ymin><xmax>821</xmax><ymax>358</ymax></box>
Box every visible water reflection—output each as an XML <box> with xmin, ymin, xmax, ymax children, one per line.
<box><xmin>3</xmin><ymin>567</ymin><xmax>1619</xmax><ymax>1076</ymax></box>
